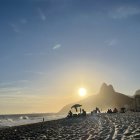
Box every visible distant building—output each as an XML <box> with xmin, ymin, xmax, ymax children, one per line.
<box><xmin>134</xmin><ymin>90</ymin><xmax>140</xmax><ymax>112</ymax></box>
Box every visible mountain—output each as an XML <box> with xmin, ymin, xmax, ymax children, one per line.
<box><xmin>58</xmin><ymin>83</ymin><xmax>134</xmax><ymax>114</ymax></box>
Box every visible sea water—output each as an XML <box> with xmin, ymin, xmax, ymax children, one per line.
<box><xmin>0</xmin><ymin>113</ymin><xmax>65</xmax><ymax>128</ymax></box>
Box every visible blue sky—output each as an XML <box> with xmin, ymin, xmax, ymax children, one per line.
<box><xmin>0</xmin><ymin>0</ymin><xmax>140</xmax><ymax>113</ymax></box>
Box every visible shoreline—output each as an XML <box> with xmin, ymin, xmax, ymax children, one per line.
<box><xmin>0</xmin><ymin>113</ymin><xmax>65</xmax><ymax>129</ymax></box>
<box><xmin>0</xmin><ymin>113</ymin><xmax>140</xmax><ymax>140</ymax></box>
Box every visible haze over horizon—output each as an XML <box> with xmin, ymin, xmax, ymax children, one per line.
<box><xmin>0</xmin><ymin>0</ymin><xmax>140</xmax><ymax>114</ymax></box>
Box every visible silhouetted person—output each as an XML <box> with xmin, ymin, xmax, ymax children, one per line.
<box><xmin>67</xmin><ymin>110</ymin><xmax>73</xmax><ymax>118</ymax></box>
<box><xmin>113</xmin><ymin>108</ymin><xmax>118</xmax><ymax>113</ymax></box>
<box><xmin>82</xmin><ymin>109</ymin><xmax>86</xmax><ymax>116</ymax></box>
<box><xmin>120</xmin><ymin>107</ymin><xmax>126</xmax><ymax>113</ymax></box>
<box><xmin>97</xmin><ymin>107</ymin><xmax>101</xmax><ymax>113</ymax></box>
<box><xmin>107</xmin><ymin>109</ymin><xmax>112</xmax><ymax>113</ymax></box>
<box><xmin>95</xmin><ymin>107</ymin><xmax>101</xmax><ymax>113</ymax></box>
<box><xmin>95</xmin><ymin>107</ymin><xmax>98</xmax><ymax>113</ymax></box>
<box><xmin>80</xmin><ymin>108</ymin><xmax>82</xmax><ymax>114</ymax></box>
<box><xmin>43</xmin><ymin>117</ymin><xmax>44</xmax><ymax>122</ymax></box>
<box><xmin>94</xmin><ymin>109</ymin><xmax>97</xmax><ymax>113</ymax></box>
<box><xmin>107</xmin><ymin>109</ymin><xmax>110</xmax><ymax>113</ymax></box>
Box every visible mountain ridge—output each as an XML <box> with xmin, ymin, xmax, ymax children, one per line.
<box><xmin>58</xmin><ymin>83</ymin><xmax>134</xmax><ymax>114</ymax></box>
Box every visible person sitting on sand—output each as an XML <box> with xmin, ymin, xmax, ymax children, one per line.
<box><xmin>120</xmin><ymin>107</ymin><xmax>126</xmax><ymax>113</ymax></box>
<box><xmin>113</xmin><ymin>108</ymin><xmax>118</xmax><ymax>113</ymax></box>
<box><xmin>67</xmin><ymin>110</ymin><xmax>73</xmax><ymax>118</ymax></box>
<box><xmin>107</xmin><ymin>109</ymin><xmax>110</xmax><ymax>113</ymax></box>
<box><xmin>82</xmin><ymin>109</ymin><xmax>86</xmax><ymax>117</ymax></box>
<box><xmin>107</xmin><ymin>109</ymin><xmax>112</xmax><ymax>113</ymax></box>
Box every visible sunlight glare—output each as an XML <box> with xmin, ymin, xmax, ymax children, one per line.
<box><xmin>79</xmin><ymin>88</ymin><xmax>87</xmax><ymax>97</ymax></box>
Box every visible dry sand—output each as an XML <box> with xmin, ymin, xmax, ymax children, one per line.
<box><xmin>0</xmin><ymin>112</ymin><xmax>140</xmax><ymax>140</ymax></box>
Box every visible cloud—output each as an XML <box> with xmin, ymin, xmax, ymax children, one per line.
<box><xmin>0</xmin><ymin>87</ymin><xmax>27</xmax><ymax>94</ymax></box>
<box><xmin>52</xmin><ymin>44</ymin><xmax>62</xmax><ymax>50</ymax></box>
<box><xmin>10</xmin><ymin>23</ymin><xmax>20</xmax><ymax>33</ymax></box>
<box><xmin>9</xmin><ymin>19</ymin><xmax>27</xmax><ymax>33</ymax></box>
<box><xmin>0</xmin><ymin>94</ymin><xmax>38</xmax><ymax>100</ymax></box>
<box><xmin>38</xmin><ymin>8</ymin><xmax>46</xmax><ymax>21</ymax></box>
<box><xmin>24</xmin><ymin>70</ymin><xmax>46</xmax><ymax>75</ymax></box>
<box><xmin>24</xmin><ymin>52</ymin><xmax>47</xmax><ymax>56</ymax></box>
<box><xmin>0</xmin><ymin>80</ymin><xmax>31</xmax><ymax>87</ymax></box>
<box><xmin>105</xmin><ymin>39</ymin><xmax>118</xmax><ymax>47</ymax></box>
<box><xmin>110</xmin><ymin>6</ymin><xmax>140</xmax><ymax>19</ymax></box>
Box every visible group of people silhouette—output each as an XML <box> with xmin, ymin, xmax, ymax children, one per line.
<box><xmin>107</xmin><ymin>108</ymin><xmax>118</xmax><ymax>113</ymax></box>
<box><xmin>67</xmin><ymin>108</ymin><xmax>87</xmax><ymax>118</ymax></box>
<box><xmin>67</xmin><ymin>105</ymin><xmax>126</xmax><ymax>119</ymax></box>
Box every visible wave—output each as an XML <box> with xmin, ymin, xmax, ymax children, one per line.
<box><xmin>19</xmin><ymin>116</ymin><xmax>29</xmax><ymax>120</ymax></box>
<box><xmin>0</xmin><ymin>114</ymin><xmax>65</xmax><ymax>128</ymax></box>
<box><xmin>7</xmin><ymin>118</ymin><xmax>14</xmax><ymax>122</ymax></box>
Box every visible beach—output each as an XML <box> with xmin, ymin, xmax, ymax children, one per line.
<box><xmin>0</xmin><ymin>112</ymin><xmax>140</xmax><ymax>140</ymax></box>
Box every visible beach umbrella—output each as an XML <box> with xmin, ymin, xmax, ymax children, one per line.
<box><xmin>71</xmin><ymin>104</ymin><xmax>82</xmax><ymax>112</ymax></box>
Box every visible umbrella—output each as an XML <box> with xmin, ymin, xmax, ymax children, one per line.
<box><xmin>71</xmin><ymin>104</ymin><xmax>82</xmax><ymax>112</ymax></box>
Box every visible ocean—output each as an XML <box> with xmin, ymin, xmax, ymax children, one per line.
<box><xmin>0</xmin><ymin>113</ymin><xmax>65</xmax><ymax>128</ymax></box>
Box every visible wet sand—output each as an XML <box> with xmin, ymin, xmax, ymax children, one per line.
<box><xmin>0</xmin><ymin>112</ymin><xmax>140</xmax><ymax>140</ymax></box>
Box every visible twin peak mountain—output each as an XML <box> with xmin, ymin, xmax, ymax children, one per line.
<box><xmin>100</xmin><ymin>83</ymin><xmax>115</xmax><ymax>94</ymax></box>
<box><xmin>58</xmin><ymin>83</ymin><xmax>133</xmax><ymax>114</ymax></box>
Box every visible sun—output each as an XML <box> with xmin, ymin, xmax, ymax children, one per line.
<box><xmin>79</xmin><ymin>88</ymin><xmax>87</xmax><ymax>97</ymax></box>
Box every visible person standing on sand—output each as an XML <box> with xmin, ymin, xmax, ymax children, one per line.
<box><xmin>43</xmin><ymin>117</ymin><xmax>44</xmax><ymax>122</ymax></box>
<box><xmin>80</xmin><ymin>108</ymin><xmax>82</xmax><ymax>114</ymax></box>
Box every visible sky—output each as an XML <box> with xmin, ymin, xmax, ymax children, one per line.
<box><xmin>0</xmin><ymin>0</ymin><xmax>140</xmax><ymax>114</ymax></box>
